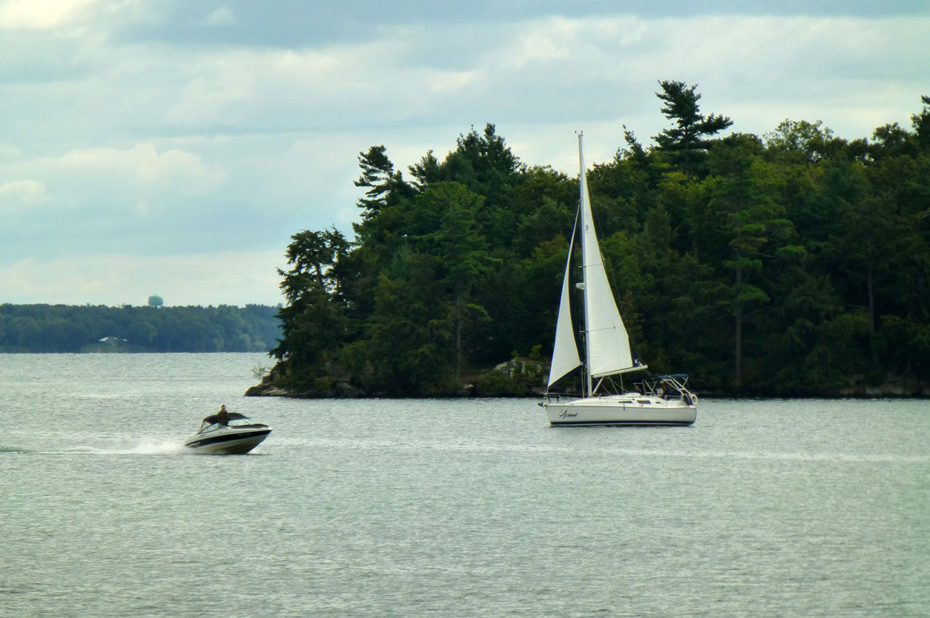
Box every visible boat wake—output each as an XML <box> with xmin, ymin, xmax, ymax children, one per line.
<box><xmin>56</xmin><ymin>440</ymin><xmax>186</xmax><ymax>456</ymax></box>
<box><xmin>594</xmin><ymin>446</ymin><xmax>930</xmax><ymax>464</ymax></box>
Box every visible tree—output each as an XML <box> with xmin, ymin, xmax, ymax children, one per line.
<box><xmin>345</xmin><ymin>249</ymin><xmax>456</xmax><ymax>395</ymax></box>
<box><xmin>417</xmin><ymin>182</ymin><xmax>493</xmax><ymax>381</ymax></box>
<box><xmin>701</xmin><ymin>134</ymin><xmax>795</xmax><ymax>388</ymax></box>
<box><xmin>815</xmin><ymin>156</ymin><xmax>887</xmax><ymax>371</ymax></box>
<box><xmin>764</xmin><ymin>119</ymin><xmax>834</xmax><ymax>163</ymax></box>
<box><xmin>271</xmin><ymin>228</ymin><xmax>351</xmax><ymax>388</ymax></box>
<box><xmin>279</xmin><ymin>228</ymin><xmax>350</xmax><ymax>296</ymax></box>
<box><xmin>354</xmin><ymin>145</ymin><xmax>414</xmax><ymax>226</ymax></box>
<box><xmin>441</xmin><ymin>124</ymin><xmax>523</xmax><ymax>199</ymax></box>
<box><xmin>912</xmin><ymin>94</ymin><xmax>930</xmax><ymax>151</ymax></box>
<box><xmin>653</xmin><ymin>80</ymin><xmax>733</xmax><ymax>177</ymax></box>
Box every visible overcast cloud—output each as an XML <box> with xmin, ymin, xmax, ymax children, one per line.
<box><xmin>1</xmin><ymin>0</ymin><xmax>928</xmax><ymax>307</ymax></box>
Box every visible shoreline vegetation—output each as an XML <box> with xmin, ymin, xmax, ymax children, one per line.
<box><xmin>250</xmin><ymin>83</ymin><xmax>930</xmax><ymax>401</ymax></box>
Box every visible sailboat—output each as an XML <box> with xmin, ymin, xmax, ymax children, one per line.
<box><xmin>542</xmin><ymin>133</ymin><xmax>697</xmax><ymax>426</ymax></box>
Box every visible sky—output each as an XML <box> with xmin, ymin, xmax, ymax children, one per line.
<box><xmin>1</xmin><ymin>1</ymin><xmax>928</xmax><ymax>307</ymax></box>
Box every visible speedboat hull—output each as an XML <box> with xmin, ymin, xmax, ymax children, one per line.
<box><xmin>184</xmin><ymin>426</ymin><xmax>271</xmax><ymax>454</ymax></box>
<box><xmin>544</xmin><ymin>394</ymin><xmax>696</xmax><ymax>427</ymax></box>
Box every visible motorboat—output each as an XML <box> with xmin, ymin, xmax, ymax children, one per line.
<box><xmin>184</xmin><ymin>412</ymin><xmax>272</xmax><ymax>454</ymax></box>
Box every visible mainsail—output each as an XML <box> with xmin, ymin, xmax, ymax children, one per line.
<box><xmin>576</xmin><ymin>135</ymin><xmax>636</xmax><ymax>378</ymax></box>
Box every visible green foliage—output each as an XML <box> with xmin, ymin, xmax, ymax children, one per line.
<box><xmin>268</xmin><ymin>90</ymin><xmax>930</xmax><ymax>396</ymax></box>
<box><xmin>653</xmin><ymin>80</ymin><xmax>734</xmax><ymax>177</ymax></box>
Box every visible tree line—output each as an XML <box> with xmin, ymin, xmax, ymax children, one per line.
<box><xmin>264</xmin><ymin>81</ymin><xmax>930</xmax><ymax>397</ymax></box>
<box><xmin>0</xmin><ymin>304</ymin><xmax>281</xmax><ymax>353</ymax></box>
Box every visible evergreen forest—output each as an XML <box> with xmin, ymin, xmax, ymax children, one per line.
<box><xmin>0</xmin><ymin>304</ymin><xmax>281</xmax><ymax>353</ymax></box>
<box><xmin>264</xmin><ymin>81</ymin><xmax>930</xmax><ymax>398</ymax></box>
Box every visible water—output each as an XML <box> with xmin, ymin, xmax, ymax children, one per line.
<box><xmin>1</xmin><ymin>354</ymin><xmax>928</xmax><ymax>617</ymax></box>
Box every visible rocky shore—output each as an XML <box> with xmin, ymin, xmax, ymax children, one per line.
<box><xmin>245</xmin><ymin>359</ymin><xmax>930</xmax><ymax>399</ymax></box>
<box><xmin>244</xmin><ymin>357</ymin><xmax>547</xmax><ymax>398</ymax></box>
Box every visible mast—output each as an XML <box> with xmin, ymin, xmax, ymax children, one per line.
<box><xmin>577</xmin><ymin>132</ymin><xmax>593</xmax><ymax>398</ymax></box>
<box><xmin>577</xmin><ymin>132</ymin><xmax>642</xmax><ymax>389</ymax></box>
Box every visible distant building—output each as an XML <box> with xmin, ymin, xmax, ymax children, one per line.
<box><xmin>98</xmin><ymin>336</ymin><xmax>128</xmax><ymax>345</ymax></box>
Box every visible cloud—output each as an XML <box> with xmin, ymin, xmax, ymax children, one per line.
<box><xmin>202</xmin><ymin>6</ymin><xmax>236</xmax><ymax>28</ymax></box>
<box><xmin>1</xmin><ymin>251</ymin><xmax>286</xmax><ymax>306</ymax></box>
<box><xmin>0</xmin><ymin>144</ymin><xmax>230</xmax><ymax>257</ymax></box>
<box><xmin>470</xmin><ymin>14</ymin><xmax>930</xmax><ymax>150</ymax></box>
<box><xmin>0</xmin><ymin>0</ymin><xmax>99</xmax><ymax>30</ymax></box>
<box><xmin>1</xmin><ymin>5</ymin><xmax>928</xmax><ymax>307</ymax></box>
<box><xmin>500</xmin><ymin>15</ymin><xmax>647</xmax><ymax>71</ymax></box>
<box><xmin>162</xmin><ymin>39</ymin><xmax>430</xmax><ymax>129</ymax></box>
<box><xmin>0</xmin><ymin>179</ymin><xmax>49</xmax><ymax>211</ymax></box>
<box><xmin>59</xmin><ymin>143</ymin><xmax>226</xmax><ymax>196</ymax></box>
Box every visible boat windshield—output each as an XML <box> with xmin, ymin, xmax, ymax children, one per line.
<box><xmin>197</xmin><ymin>412</ymin><xmax>256</xmax><ymax>433</ymax></box>
<box><xmin>198</xmin><ymin>420</ymin><xmax>222</xmax><ymax>433</ymax></box>
<box><xmin>228</xmin><ymin>417</ymin><xmax>258</xmax><ymax>427</ymax></box>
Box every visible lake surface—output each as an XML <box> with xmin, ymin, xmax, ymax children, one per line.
<box><xmin>1</xmin><ymin>353</ymin><xmax>928</xmax><ymax>616</ymax></box>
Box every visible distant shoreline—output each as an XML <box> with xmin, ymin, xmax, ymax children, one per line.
<box><xmin>0</xmin><ymin>304</ymin><xmax>281</xmax><ymax>354</ymax></box>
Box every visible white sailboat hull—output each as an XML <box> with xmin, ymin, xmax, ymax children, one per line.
<box><xmin>543</xmin><ymin>394</ymin><xmax>696</xmax><ymax>426</ymax></box>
